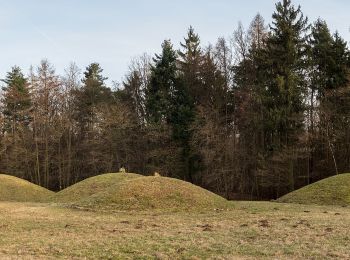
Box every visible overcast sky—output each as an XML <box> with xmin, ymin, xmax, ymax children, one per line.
<box><xmin>0</xmin><ymin>0</ymin><xmax>349</xmax><ymax>84</ymax></box>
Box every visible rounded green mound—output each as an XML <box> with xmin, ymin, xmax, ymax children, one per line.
<box><xmin>278</xmin><ymin>173</ymin><xmax>350</xmax><ymax>206</ymax></box>
<box><xmin>73</xmin><ymin>176</ymin><xmax>228</xmax><ymax>211</ymax></box>
<box><xmin>53</xmin><ymin>173</ymin><xmax>142</xmax><ymax>202</ymax></box>
<box><xmin>0</xmin><ymin>174</ymin><xmax>54</xmax><ymax>202</ymax></box>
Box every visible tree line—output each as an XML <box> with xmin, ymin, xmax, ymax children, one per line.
<box><xmin>1</xmin><ymin>0</ymin><xmax>349</xmax><ymax>199</ymax></box>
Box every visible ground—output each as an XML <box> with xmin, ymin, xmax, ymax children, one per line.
<box><xmin>0</xmin><ymin>201</ymin><xmax>349</xmax><ymax>259</ymax></box>
<box><xmin>0</xmin><ymin>174</ymin><xmax>54</xmax><ymax>203</ymax></box>
<box><xmin>278</xmin><ymin>173</ymin><xmax>350</xmax><ymax>206</ymax></box>
<box><xmin>52</xmin><ymin>173</ymin><xmax>142</xmax><ymax>203</ymax></box>
<box><xmin>71</xmin><ymin>176</ymin><xmax>227</xmax><ymax>211</ymax></box>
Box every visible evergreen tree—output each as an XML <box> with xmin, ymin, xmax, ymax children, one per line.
<box><xmin>306</xmin><ymin>19</ymin><xmax>334</xmax><ymax>183</ymax></box>
<box><xmin>145</xmin><ymin>40</ymin><xmax>195</xmax><ymax>181</ymax></box>
<box><xmin>168</xmin><ymin>76</ymin><xmax>195</xmax><ymax>182</ymax></box>
<box><xmin>265</xmin><ymin>0</ymin><xmax>309</xmax><ymax>138</ymax></box>
<box><xmin>73</xmin><ymin>63</ymin><xmax>114</xmax><ymax>180</ymax></box>
<box><xmin>310</xmin><ymin>19</ymin><xmax>334</xmax><ymax>98</ymax></box>
<box><xmin>328</xmin><ymin>32</ymin><xmax>349</xmax><ymax>89</ymax></box>
<box><xmin>146</xmin><ymin>40</ymin><xmax>177</xmax><ymax>123</ymax></box>
<box><xmin>310</xmin><ymin>22</ymin><xmax>350</xmax><ymax>177</ymax></box>
<box><xmin>145</xmin><ymin>40</ymin><xmax>180</xmax><ymax>176</ymax></box>
<box><xmin>261</xmin><ymin>0</ymin><xmax>309</xmax><ymax>197</ymax></box>
<box><xmin>1</xmin><ymin>66</ymin><xmax>31</xmax><ymax>134</ymax></box>
<box><xmin>178</xmin><ymin>26</ymin><xmax>203</xmax><ymax>105</ymax></box>
<box><xmin>75</xmin><ymin>63</ymin><xmax>113</xmax><ymax>132</ymax></box>
<box><xmin>0</xmin><ymin>66</ymin><xmax>32</xmax><ymax>181</ymax></box>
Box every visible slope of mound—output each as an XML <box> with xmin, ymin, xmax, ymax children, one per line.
<box><xmin>0</xmin><ymin>174</ymin><xmax>54</xmax><ymax>202</ymax></box>
<box><xmin>278</xmin><ymin>173</ymin><xmax>350</xmax><ymax>206</ymax></box>
<box><xmin>53</xmin><ymin>173</ymin><xmax>142</xmax><ymax>202</ymax></box>
<box><xmin>74</xmin><ymin>176</ymin><xmax>228</xmax><ymax>211</ymax></box>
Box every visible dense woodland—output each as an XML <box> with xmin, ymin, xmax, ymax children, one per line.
<box><xmin>1</xmin><ymin>0</ymin><xmax>349</xmax><ymax>199</ymax></box>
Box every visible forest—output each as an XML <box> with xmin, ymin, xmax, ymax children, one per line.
<box><xmin>1</xmin><ymin>0</ymin><xmax>349</xmax><ymax>200</ymax></box>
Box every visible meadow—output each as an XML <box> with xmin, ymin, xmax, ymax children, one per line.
<box><xmin>0</xmin><ymin>173</ymin><xmax>349</xmax><ymax>259</ymax></box>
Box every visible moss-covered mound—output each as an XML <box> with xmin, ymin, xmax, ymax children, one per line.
<box><xmin>0</xmin><ymin>174</ymin><xmax>54</xmax><ymax>202</ymax></box>
<box><xmin>73</xmin><ymin>176</ymin><xmax>228</xmax><ymax>211</ymax></box>
<box><xmin>278</xmin><ymin>173</ymin><xmax>350</xmax><ymax>206</ymax></box>
<box><xmin>53</xmin><ymin>173</ymin><xmax>142</xmax><ymax>202</ymax></box>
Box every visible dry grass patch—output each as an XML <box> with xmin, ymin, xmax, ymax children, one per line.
<box><xmin>0</xmin><ymin>174</ymin><xmax>54</xmax><ymax>202</ymax></box>
<box><xmin>72</xmin><ymin>176</ymin><xmax>228</xmax><ymax>211</ymax></box>
<box><xmin>52</xmin><ymin>172</ymin><xmax>142</xmax><ymax>202</ymax></box>
<box><xmin>0</xmin><ymin>201</ymin><xmax>349</xmax><ymax>259</ymax></box>
<box><xmin>278</xmin><ymin>173</ymin><xmax>350</xmax><ymax>206</ymax></box>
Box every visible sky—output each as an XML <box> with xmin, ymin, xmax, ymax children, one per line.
<box><xmin>0</xmin><ymin>0</ymin><xmax>349</xmax><ymax>84</ymax></box>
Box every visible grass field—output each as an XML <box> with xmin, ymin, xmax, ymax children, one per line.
<box><xmin>1</xmin><ymin>173</ymin><xmax>349</xmax><ymax>259</ymax></box>
<box><xmin>0</xmin><ymin>174</ymin><xmax>54</xmax><ymax>203</ymax></box>
<box><xmin>72</xmin><ymin>176</ymin><xmax>227</xmax><ymax>211</ymax></box>
<box><xmin>278</xmin><ymin>173</ymin><xmax>350</xmax><ymax>206</ymax></box>
<box><xmin>0</xmin><ymin>201</ymin><xmax>349</xmax><ymax>259</ymax></box>
<box><xmin>52</xmin><ymin>173</ymin><xmax>142</xmax><ymax>203</ymax></box>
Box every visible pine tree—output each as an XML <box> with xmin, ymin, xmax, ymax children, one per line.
<box><xmin>0</xmin><ymin>66</ymin><xmax>32</xmax><ymax>181</ymax></box>
<box><xmin>75</xmin><ymin>63</ymin><xmax>113</xmax><ymax>132</ymax></box>
<box><xmin>1</xmin><ymin>66</ymin><xmax>32</xmax><ymax>134</ymax></box>
<box><xmin>266</xmin><ymin>0</ymin><xmax>308</xmax><ymax>137</ymax></box>
<box><xmin>328</xmin><ymin>32</ymin><xmax>349</xmax><ymax>89</ymax></box>
<box><xmin>146</xmin><ymin>40</ymin><xmax>177</xmax><ymax>123</ymax></box>
<box><xmin>310</xmin><ymin>19</ymin><xmax>334</xmax><ymax>98</ymax></box>
<box><xmin>176</xmin><ymin>28</ymin><xmax>206</xmax><ymax>181</ymax></box>
<box><xmin>145</xmin><ymin>40</ymin><xmax>195</xmax><ymax>181</ymax></box>
<box><xmin>145</xmin><ymin>40</ymin><xmax>179</xmax><ymax>176</ymax></box>
<box><xmin>329</xmin><ymin>33</ymin><xmax>350</xmax><ymax>174</ymax></box>
<box><xmin>310</xmin><ymin>23</ymin><xmax>350</xmax><ymax>177</ymax></box>
<box><xmin>168</xmin><ymin>76</ymin><xmax>195</xmax><ymax>181</ymax></box>
<box><xmin>73</xmin><ymin>63</ymin><xmax>114</xmax><ymax>180</ymax></box>
<box><xmin>178</xmin><ymin>26</ymin><xmax>203</xmax><ymax>105</ymax></box>
<box><xmin>261</xmin><ymin>0</ymin><xmax>309</xmax><ymax>197</ymax></box>
<box><xmin>306</xmin><ymin>19</ymin><xmax>334</xmax><ymax>183</ymax></box>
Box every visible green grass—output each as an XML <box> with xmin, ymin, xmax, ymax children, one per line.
<box><xmin>0</xmin><ymin>174</ymin><xmax>54</xmax><ymax>202</ymax></box>
<box><xmin>53</xmin><ymin>172</ymin><xmax>142</xmax><ymax>203</ymax></box>
<box><xmin>0</xmin><ymin>201</ymin><xmax>349</xmax><ymax>259</ymax></box>
<box><xmin>72</xmin><ymin>176</ymin><xmax>228</xmax><ymax>211</ymax></box>
<box><xmin>278</xmin><ymin>173</ymin><xmax>350</xmax><ymax>206</ymax></box>
<box><xmin>0</xmin><ymin>173</ymin><xmax>349</xmax><ymax>258</ymax></box>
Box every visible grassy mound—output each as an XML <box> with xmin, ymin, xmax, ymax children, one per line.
<box><xmin>278</xmin><ymin>173</ymin><xmax>350</xmax><ymax>206</ymax></box>
<box><xmin>0</xmin><ymin>174</ymin><xmax>54</xmax><ymax>202</ymax></box>
<box><xmin>53</xmin><ymin>173</ymin><xmax>142</xmax><ymax>202</ymax></box>
<box><xmin>73</xmin><ymin>176</ymin><xmax>228</xmax><ymax>211</ymax></box>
